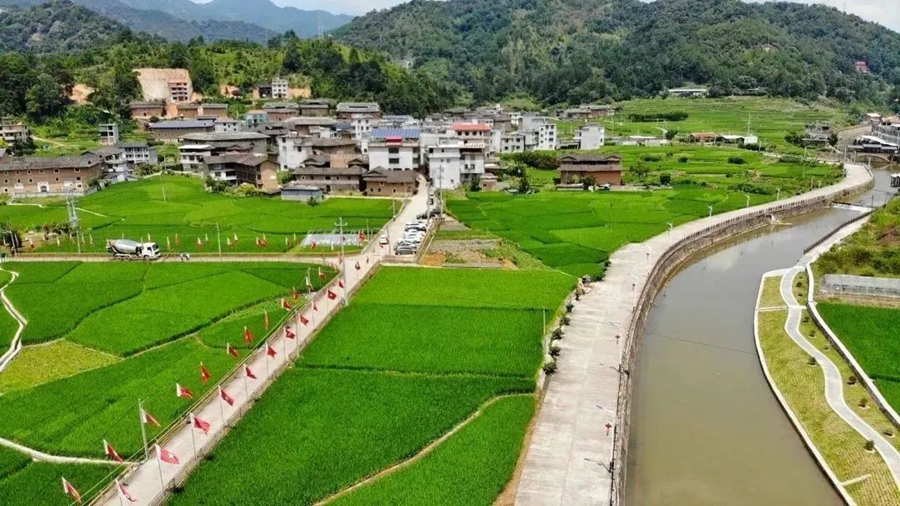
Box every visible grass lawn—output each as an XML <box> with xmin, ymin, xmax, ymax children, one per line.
<box><xmin>168</xmin><ymin>369</ymin><xmax>533</xmax><ymax>506</ymax></box>
<box><xmin>331</xmin><ymin>395</ymin><xmax>535</xmax><ymax>506</ymax></box>
<box><xmin>171</xmin><ymin>267</ymin><xmax>571</xmax><ymax>505</ymax></box>
<box><xmin>758</xmin><ymin>310</ymin><xmax>900</xmax><ymax>505</ymax></box>
<box><xmin>453</xmin><ymin>146</ymin><xmax>840</xmax><ymax>278</ymax></box>
<box><xmin>0</xmin><ymin>447</ymin><xmax>117</xmax><ymax>506</ymax></box>
<box><xmin>759</xmin><ymin>276</ymin><xmax>787</xmax><ymax>309</ymax></box>
<box><xmin>0</xmin><ymin>340</ymin><xmax>119</xmax><ymax>393</ymax></box>
<box><xmin>0</xmin><ymin>175</ymin><xmax>394</xmax><ymax>255</ymax></box>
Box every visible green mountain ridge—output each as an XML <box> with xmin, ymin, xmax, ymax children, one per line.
<box><xmin>335</xmin><ymin>0</ymin><xmax>900</xmax><ymax>105</ymax></box>
<box><xmin>0</xmin><ymin>0</ymin><xmax>131</xmax><ymax>53</ymax></box>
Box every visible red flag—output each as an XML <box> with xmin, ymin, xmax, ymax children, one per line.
<box><xmin>176</xmin><ymin>383</ymin><xmax>193</xmax><ymax>400</ymax></box>
<box><xmin>62</xmin><ymin>478</ymin><xmax>82</xmax><ymax>504</ymax></box>
<box><xmin>355</xmin><ymin>261</ymin><xmax>361</xmax><ymax>271</ymax></box>
<box><xmin>243</xmin><ymin>326</ymin><xmax>254</xmax><ymax>344</ymax></box>
<box><xmin>300</xmin><ymin>314</ymin><xmax>310</xmax><ymax>326</ymax></box>
<box><xmin>200</xmin><ymin>363</ymin><xmax>212</xmax><ymax>385</ymax></box>
<box><xmin>117</xmin><ymin>479</ymin><xmax>136</xmax><ymax>503</ymax></box>
<box><xmin>256</xmin><ymin>236</ymin><xmax>268</xmax><ymax>248</ymax></box>
<box><xmin>293</xmin><ymin>286</ymin><xmax>301</xmax><ymax>301</ymax></box>
<box><xmin>359</xmin><ymin>231</ymin><xmax>367</xmax><ymax>241</ymax></box>
<box><xmin>267</xmin><ymin>345</ymin><xmax>277</xmax><ymax>358</ymax></box>
<box><xmin>155</xmin><ymin>444</ymin><xmax>179</xmax><ymax>465</ymax></box>
<box><xmin>142</xmin><ymin>409</ymin><xmax>161</xmax><ymax>427</ymax></box>
<box><xmin>219</xmin><ymin>387</ymin><xmax>235</xmax><ymax>407</ymax></box>
<box><xmin>285</xmin><ymin>326</ymin><xmax>296</xmax><ymax>339</ymax></box>
<box><xmin>338</xmin><ymin>280</ymin><xmax>344</xmax><ymax>289</ymax></box>
<box><xmin>227</xmin><ymin>343</ymin><xmax>240</xmax><ymax>358</ymax></box>
<box><xmin>327</xmin><ymin>290</ymin><xmax>337</xmax><ymax>300</ymax></box>
<box><xmin>318</xmin><ymin>267</ymin><xmax>326</xmax><ymax>280</ymax></box>
<box><xmin>264</xmin><ymin>310</ymin><xmax>270</xmax><ymax>330</ymax></box>
<box><xmin>104</xmin><ymin>440</ymin><xmax>123</xmax><ymax>463</ymax></box>
<box><xmin>245</xmin><ymin>365</ymin><xmax>257</xmax><ymax>379</ymax></box>
<box><xmin>191</xmin><ymin>413</ymin><xmax>211</xmax><ymax>434</ymax></box>
<box><xmin>282</xmin><ymin>298</ymin><xmax>292</xmax><ymax>311</ymax></box>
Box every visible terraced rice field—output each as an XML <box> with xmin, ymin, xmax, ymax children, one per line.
<box><xmin>0</xmin><ymin>176</ymin><xmax>393</xmax><ymax>254</ymax></box>
<box><xmin>170</xmin><ymin>267</ymin><xmax>574</xmax><ymax>505</ymax></box>
<box><xmin>0</xmin><ymin>260</ymin><xmax>332</xmax><ymax>505</ymax></box>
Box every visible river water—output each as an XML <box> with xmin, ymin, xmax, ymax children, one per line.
<box><xmin>625</xmin><ymin>167</ymin><xmax>894</xmax><ymax>505</ymax></box>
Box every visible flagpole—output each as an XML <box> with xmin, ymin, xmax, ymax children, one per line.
<box><xmin>243</xmin><ymin>369</ymin><xmax>249</xmax><ymax>403</ymax></box>
<box><xmin>336</xmin><ymin>217</ymin><xmax>348</xmax><ymax>306</ymax></box>
<box><xmin>189</xmin><ymin>416</ymin><xmax>197</xmax><ymax>456</ymax></box>
<box><xmin>265</xmin><ymin>347</ymin><xmax>271</xmax><ymax>383</ymax></box>
<box><xmin>156</xmin><ymin>450</ymin><xmax>165</xmax><ymax>490</ymax></box>
<box><xmin>218</xmin><ymin>387</ymin><xmax>226</xmax><ymax>428</ymax></box>
<box><xmin>138</xmin><ymin>399</ymin><xmax>149</xmax><ymax>460</ymax></box>
<box><xmin>118</xmin><ymin>484</ymin><xmax>125</xmax><ymax>506</ymax></box>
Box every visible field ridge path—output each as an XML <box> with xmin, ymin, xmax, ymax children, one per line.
<box><xmin>780</xmin><ymin>266</ymin><xmax>900</xmax><ymax>488</ymax></box>
<box><xmin>315</xmin><ymin>393</ymin><xmax>533</xmax><ymax>506</ymax></box>
<box><xmin>0</xmin><ymin>267</ymin><xmax>26</xmax><ymax>373</ymax></box>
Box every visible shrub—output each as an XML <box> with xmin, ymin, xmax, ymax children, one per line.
<box><xmin>552</xmin><ymin>328</ymin><xmax>564</xmax><ymax>340</ymax></box>
<box><xmin>560</xmin><ymin>316</ymin><xmax>571</xmax><ymax>326</ymax></box>
<box><xmin>550</xmin><ymin>344</ymin><xmax>561</xmax><ymax>357</ymax></box>
<box><xmin>865</xmin><ymin>439</ymin><xmax>875</xmax><ymax>451</ymax></box>
<box><xmin>807</xmin><ymin>356</ymin><xmax>817</xmax><ymax>366</ymax></box>
<box><xmin>678</xmin><ymin>157</ymin><xmax>689</xmax><ymax>163</ymax></box>
<box><xmin>848</xmin><ymin>376</ymin><xmax>857</xmax><ymax>385</ymax></box>
<box><xmin>543</xmin><ymin>361</ymin><xmax>558</xmax><ymax>374</ymax></box>
<box><xmin>727</xmin><ymin>157</ymin><xmax>747</xmax><ymax>165</ymax></box>
<box><xmin>565</xmin><ymin>303</ymin><xmax>574</xmax><ymax>313</ymax></box>
<box><xmin>859</xmin><ymin>398</ymin><xmax>869</xmax><ymax>408</ymax></box>
<box><xmin>659</xmin><ymin>174</ymin><xmax>672</xmax><ymax>186</ymax></box>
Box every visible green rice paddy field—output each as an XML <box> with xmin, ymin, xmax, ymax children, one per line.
<box><xmin>169</xmin><ymin>267</ymin><xmax>574</xmax><ymax>506</ymax></box>
<box><xmin>0</xmin><ymin>176</ymin><xmax>393</xmax><ymax>254</ymax></box>
<box><xmin>0</xmin><ymin>261</ymin><xmax>332</xmax><ymax>472</ymax></box>
<box><xmin>817</xmin><ymin>302</ymin><xmax>900</xmax><ymax>413</ymax></box>
<box><xmin>555</xmin><ymin>97</ymin><xmax>850</xmax><ymax>152</ymax></box>
<box><xmin>456</xmin><ymin>146</ymin><xmax>841</xmax><ymax>278</ymax></box>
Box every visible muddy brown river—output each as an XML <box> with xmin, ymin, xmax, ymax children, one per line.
<box><xmin>625</xmin><ymin>167</ymin><xmax>893</xmax><ymax>505</ymax></box>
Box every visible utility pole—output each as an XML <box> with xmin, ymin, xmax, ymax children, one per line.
<box><xmin>66</xmin><ymin>190</ymin><xmax>81</xmax><ymax>254</ymax></box>
<box><xmin>138</xmin><ymin>399</ymin><xmax>149</xmax><ymax>460</ymax></box>
<box><xmin>215</xmin><ymin>223</ymin><xmax>222</xmax><ymax>259</ymax></box>
<box><xmin>335</xmin><ymin>217</ymin><xmax>349</xmax><ymax>305</ymax></box>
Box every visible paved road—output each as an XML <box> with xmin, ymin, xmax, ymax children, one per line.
<box><xmin>515</xmin><ymin>164</ymin><xmax>873</xmax><ymax>506</ymax></box>
<box><xmin>93</xmin><ymin>179</ymin><xmax>428</xmax><ymax>506</ymax></box>
<box><xmin>780</xmin><ymin>266</ymin><xmax>900</xmax><ymax>488</ymax></box>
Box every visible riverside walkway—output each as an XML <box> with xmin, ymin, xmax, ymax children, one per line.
<box><xmin>93</xmin><ymin>180</ymin><xmax>428</xmax><ymax>506</ymax></box>
<box><xmin>515</xmin><ymin>163</ymin><xmax>873</xmax><ymax>506</ymax></box>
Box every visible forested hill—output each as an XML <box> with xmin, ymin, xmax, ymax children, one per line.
<box><xmin>0</xmin><ymin>0</ymin><xmax>130</xmax><ymax>53</ymax></box>
<box><xmin>335</xmin><ymin>0</ymin><xmax>900</xmax><ymax>105</ymax></box>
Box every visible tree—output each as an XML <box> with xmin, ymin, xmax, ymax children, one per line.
<box><xmin>469</xmin><ymin>175</ymin><xmax>482</xmax><ymax>192</ymax></box>
<box><xmin>283</xmin><ymin>44</ymin><xmax>302</xmax><ymax>74</ymax></box>
<box><xmin>630</xmin><ymin>162</ymin><xmax>651</xmax><ymax>180</ymax></box>
<box><xmin>518</xmin><ymin>171</ymin><xmax>531</xmax><ymax>194</ymax></box>
<box><xmin>828</xmin><ymin>133</ymin><xmax>839</xmax><ymax>147</ymax></box>
<box><xmin>26</xmin><ymin>73</ymin><xmax>67</xmax><ymax>121</ymax></box>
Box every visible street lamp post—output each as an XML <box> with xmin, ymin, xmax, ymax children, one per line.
<box><xmin>335</xmin><ymin>217</ymin><xmax>349</xmax><ymax>306</ymax></box>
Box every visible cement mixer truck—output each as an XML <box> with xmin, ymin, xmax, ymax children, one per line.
<box><xmin>107</xmin><ymin>239</ymin><xmax>161</xmax><ymax>261</ymax></box>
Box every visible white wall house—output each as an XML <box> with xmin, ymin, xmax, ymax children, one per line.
<box><xmin>577</xmin><ymin>124</ymin><xmax>606</xmax><ymax>150</ymax></box>
<box><xmin>369</xmin><ymin>140</ymin><xmax>418</xmax><ymax>171</ymax></box>
<box><xmin>521</xmin><ymin>115</ymin><xmax>558</xmax><ymax>150</ymax></box>
<box><xmin>277</xmin><ymin>134</ymin><xmax>309</xmax><ymax>171</ymax></box>
<box><xmin>271</xmin><ymin>78</ymin><xmax>289</xmax><ymax>100</ymax></box>
<box><xmin>179</xmin><ymin>144</ymin><xmax>212</xmax><ymax>174</ymax></box>
<box><xmin>426</xmin><ymin>138</ymin><xmax>485</xmax><ymax>190</ymax></box>
<box><xmin>351</xmin><ymin>114</ymin><xmax>374</xmax><ymax>140</ymax></box>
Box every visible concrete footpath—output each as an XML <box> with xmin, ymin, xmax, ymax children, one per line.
<box><xmin>515</xmin><ymin>164</ymin><xmax>873</xmax><ymax>506</ymax></box>
<box><xmin>95</xmin><ymin>180</ymin><xmax>428</xmax><ymax>506</ymax></box>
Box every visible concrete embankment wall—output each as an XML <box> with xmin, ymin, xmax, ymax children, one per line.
<box><xmin>611</xmin><ymin>174</ymin><xmax>873</xmax><ymax>505</ymax></box>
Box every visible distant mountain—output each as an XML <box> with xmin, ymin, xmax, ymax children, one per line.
<box><xmin>116</xmin><ymin>0</ymin><xmax>353</xmax><ymax>37</ymax></box>
<box><xmin>0</xmin><ymin>0</ymin><xmax>128</xmax><ymax>53</ymax></box>
<box><xmin>0</xmin><ymin>0</ymin><xmax>277</xmax><ymax>43</ymax></box>
<box><xmin>336</xmin><ymin>0</ymin><xmax>900</xmax><ymax>104</ymax></box>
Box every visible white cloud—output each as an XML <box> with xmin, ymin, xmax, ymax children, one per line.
<box><xmin>256</xmin><ymin>0</ymin><xmax>900</xmax><ymax>31</ymax></box>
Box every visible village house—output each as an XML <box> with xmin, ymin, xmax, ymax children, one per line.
<box><xmin>585</xmin><ymin>105</ymin><xmax>616</xmax><ymax>118</ymax></box>
<box><xmin>363</xmin><ymin>168</ymin><xmax>419</xmax><ymax>196</ymax></box>
<box><xmin>149</xmin><ymin>120</ymin><xmax>215</xmax><ymax>142</ymax></box>
<box><xmin>117</xmin><ymin>142</ymin><xmax>158</xmax><ymax>166</ymax></box>
<box><xmin>668</xmin><ymin>87</ymin><xmax>709</xmax><ymax>98</ymax></box>
<box><xmin>180</xmin><ymin>132</ymin><xmax>269</xmax><ymax>154</ymax></box>
<box><xmin>563</xmin><ymin>108</ymin><xmax>591</xmax><ymax>120</ymax></box>
<box><xmin>281</xmin><ymin>182</ymin><xmax>324</xmax><ymax>202</ymax></box>
<box><xmin>283</xmin><ymin>117</ymin><xmax>337</xmax><ymax>136</ymax></box>
<box><xmin>577</xmin><ymin>124</ymin><xmax>606</xmax><ymax>150</ymax></box>
<box><xmin>0</xmin><ymin>121</ymin><xmax>31</xmax><ymax>145</ymax></box>
<box><xmin>558</xmin><ymin>154</ymin><xmax>623</xmax><ymax>186</ymax></box>
<box><xmin>292</xmin><ymin>166</ymin><xmax>367</xmax><ymax>194</ymax></box>
<box><xmin>266</xmin><ymin>108</ymin><xmax>299</xmax><ymax>122</ymax></box>
<box><xmin>214</xmin><ymin>118</ymin><xmax>241</xmax><ymax>133</ymax></box>
<box><xmin>336</xmin><ymin>102</ymin><xmax>381</xmax><ymax>120</ymax></box>
<box><xmin>0</xmin><ymin>155</ymin><xmax>103</xmax><ymax>196</ymax></box>
<box><xmin>687</xmin><ymin>132</ymin><xmax>718</xmax><ymax>143</ymax></box>
<box><xmin>206</xmin><ymin>154</ymin><xmax>280</xmax><ymax>193</ymax></box>
<box><xmin>130</xmin><ymin>102</ymin><xmax>166</xmax><ymax>120</ymax></box>
<box><xmin>179</xmin><ymin>144</ymin><xmax>213</xmax><ymax>174</ymax></box>
<box><xmin>200</xmin><ymin>103</ymin><xmax>229</xmax><ymax>119</ymax></box>
<box><xmin>300</xmin><ymin>99</ymin><xmax>332</xmax><ymax>117</ymax></box>
<box><xmin>521</xmin><ymin>115</ymin><xmax>558</xmax><ymax>150</ymax></box>
<box><xmin>302</xmin><ymin>137</ymin><xmax>358</xmax><ymax>157</ymax></box>
<box><xmin>177</xmin><ymin>103</ymin><xmax>201</xmax><ymax>119</ymax></box>
<box><xmin>493</xmin><ymin>115</ymin><xmax>513</xmax><ymax>133</ymax></box>
<box><xmin>244</xmin><ymin>110</ymin><xmax>269</xmax><ymax>128</ymax></box>
<box><xmin>368</xmin><ymin>129</ymin><xmax>421</xmax><ymax>171</ymax></box>
<box><xmin>99</xmin><ymin>124</ymin><xmax>119</xmax><ymax>146</ymax></box>
<box><xmin>271</xmin><ymin>77</ymin><xmax>290</xmax><ymax>100</ymax></box>
<box><xmin>85</xmin><ymin>147</ymin><xmax>129</xmax><ymax>179</ymax></box>
<box><xmin>426</xmin><ymin>137</ymin><xmax>485</xmax><ymax>190</ymax></box>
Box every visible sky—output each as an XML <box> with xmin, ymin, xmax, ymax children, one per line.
<box><xmin>256</xmin><ymin>0</ymin><xmax>900</xmax><ymax>31</ymax></box>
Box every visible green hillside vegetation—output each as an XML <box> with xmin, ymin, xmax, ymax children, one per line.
<box><xmin>337</xmin><ymin>0</ymin><xmax>900</xmax><ymax>106</ymax></box>
<box><xmin>0</xmin><ymin>0</ymin><xmax>130</xmax><ymax>53</ymax></box>
<box><xmin>816</xmin><ymin>198</ymin><xmax>900</xmax><ymax>276</ymax></box>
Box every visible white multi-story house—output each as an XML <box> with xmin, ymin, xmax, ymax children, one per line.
<box><xmin>271</xmin><ymin>77</ymin><xmax>289</xmax><ymax>100</ymax></box>
<box><xmin>179</xmin><ymin>144</ymin><xmax>212</xmax><ymax>174</ymax></box>
<box><xmin>350</xmin><ymin>114</ymin><xmax>375</xmax><ymax>140</ymax></box>
<box><xmin>577</xmin><ymin>124</ymin><xmax>606</xmax><ymax>150</ymax></box>
<box><xmin>277</xmin><ymin>133</ymin><xmax>308</xmax><ymax>171</ymax></box>
<box><xmin>501</xmin><ymin>131</ymin><xmax>538</xmax><ymax>153</ymax></box>
<box><xmin>368</xmin><ymin>128</ymin><xmax>421</xmax><ymax>171</ymax></box>
<box><xmin>521</xmin><ymin>115</ymin><xmax>558</xmax><ymax>150</ymax></box>
<box><xmin>873</xmin><ymin>122</ymin><xmax>900</xmax><ymax>146</ymax></box>
<box><xmin>426</xmin><ymin>137</ymin><xmax>485</xmax><ymax>190</ymax></box>
<box><xmin>117</xmin><ymin>142</ymin><xmax>158</xmax><ymax>166</ymax></box>
<box><xmin>451</xmin><ymin>122</ymin><xmax>492</xmax><ymax>144</ymax></box>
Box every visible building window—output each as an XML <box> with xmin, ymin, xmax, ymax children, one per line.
<box><xmin>389</xmin><ymin>158</ymin><xmax>400</xmax><ymax>165</ymax></box>
<box><xmin>74</xmin><ymin>168</ymin><xmax>80</xmax><ymax>173</ymax></box>
<box><xmin>76</xmin><ymin>177</ymin><xmax>81</xmax><ymax>181</ymax></box>
<box><xmin>27</xmin><ymin>179</ymin><xmax>32</xmax><ymax>183</ymax></box>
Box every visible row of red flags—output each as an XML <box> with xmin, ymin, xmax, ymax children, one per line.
<box><xmin>64</xmin><ymin>275</ymin><xmax>358</xmax><ymax>503</ymax></box>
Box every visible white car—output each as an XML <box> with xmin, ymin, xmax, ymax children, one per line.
<box><xmin>379</xmin><ymin>236</ymin><xmax>389</xmax><ymax>245</ymax></box>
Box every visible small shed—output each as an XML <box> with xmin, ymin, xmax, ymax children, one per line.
<box><xmin>282</xmin><ymin>183</ymin><xmax>324</xmax><ymax>202</ymax></box>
